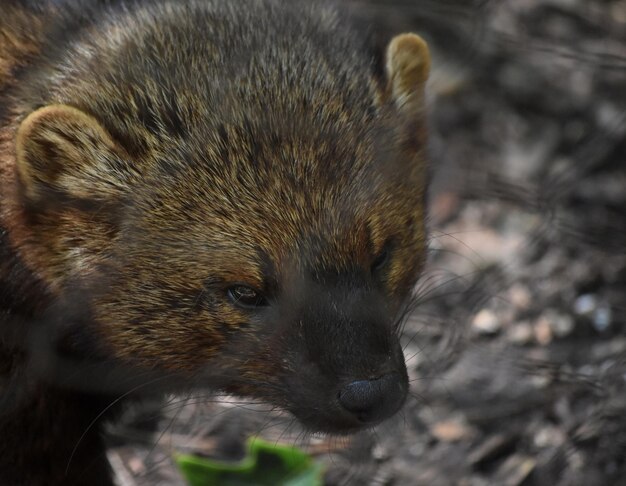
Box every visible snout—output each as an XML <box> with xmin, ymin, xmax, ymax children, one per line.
<box><xmin>337</xmin><ymin>372</ymin><xmax>407</xmax><ymax>424</ymax></box>
<box><xmin>279</xmin><ymin>278</ymin><xmax>411</xmax><ymax>432</ymax></box>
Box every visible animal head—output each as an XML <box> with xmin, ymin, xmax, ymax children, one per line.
<box><xmin>8</xmin><ymin>1</ymin><xmax>430</xmax><ymax>433</ymax></box>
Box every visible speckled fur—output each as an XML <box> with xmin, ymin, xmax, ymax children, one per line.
<box><xmin>0</xmin><ymin>1</ymin><xmax>430</xmax><ymax>484</ymax></box>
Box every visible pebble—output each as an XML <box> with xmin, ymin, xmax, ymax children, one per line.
<box><xmin>431</xmin><ymin>419</ymin><xmax>475</xmax><ymax>443</ymax></box>
<box><xmin>127</xmin><ymin>456</ymin><xmax>146</xmax><ymax>475</ymax></box>
<box><xmin>546</xmin><ymin>310</ymin><xmax>575</xmax><ymax>337</ymax></box>
<box><xmin>372</xmin><ymin>443</ymin><xmax>390</xmax><ymax>461</ymax></box>
<box><xmin>472</xmin><ymin>309</ymin><xmax>501</xmax><ymax>334</ymax></box>
<box><xmin>534</xmin><ymin>425</ymin><xmax>566</xmax><ymax>448</ymax></box>
<box><xmin>508</xmin><ymin>284</ymin><xmax>532</xmax><ymax>310</ymax></box>
<box><xmin>534</xmin><ymin>317</ymin><xmax>553</xmax><ymax>345</ymax></box>
<box><xmin>574</xmin><ymin>294</ymin><xmax>612</xmax><ymax>332</ymax></box>
<box><xmin>534</xmin><ymin>310</ymin><xmax>575</xmax><ymax>344</ymax></box>
<box><xmin>592</xmin><ymin>304</ymin><xmax>612</xmax><ymax>332</ymax></box>
<box><xmin>574</xmin><ymin>293</ymin><xmax>597</xmax><ymax>315</ymax></box>
<box><xmin>508</xmin><ymin>321</ymin><xmax>534</xmax><ymax>345</ymax></box>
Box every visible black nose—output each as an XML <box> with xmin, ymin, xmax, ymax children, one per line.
<box><xmin>337</xmin><ymin>373</ymin><xmax>407</xmax><ymax>424</ymax></box>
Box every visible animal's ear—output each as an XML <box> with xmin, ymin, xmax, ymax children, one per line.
<box><xmin>15</xmin><ymin>104</ymin><xmax>131</xmax><ymax>208</ymax></box>
<box><xmin>13</xmin><ymin>105</ymin><xmax>134</xmax><ymax>286</ymax></box>
<box><xmin>383</xmin><ymin>33</ymin><xmax>431</xmax><ymax>114</ymax></box>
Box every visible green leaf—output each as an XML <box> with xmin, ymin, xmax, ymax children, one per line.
<box><xmin>175</xmin><ymin>437</ymin><xmax>324</xmax><ymax>486</ymax></box>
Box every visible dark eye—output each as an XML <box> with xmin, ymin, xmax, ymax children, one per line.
<box><xmin>371</xmin><ymin>246</ymin><xmax>390</xmax><ymax>273</ymax></box>
<box><xmin>227</xmin><ymin>285</ymin><xmax>268</xmax><ymax>309</ymax></box>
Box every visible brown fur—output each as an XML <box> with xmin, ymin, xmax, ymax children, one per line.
<box><xmin>0</xmin><ymin>1</ymin><xmax>430</xmax><ymax>484</ymax></box>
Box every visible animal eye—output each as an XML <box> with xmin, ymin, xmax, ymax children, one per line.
<box><xmin>371</xmin><ymin>247</ymin><xmax>390</xmax><ymax>273</ymax></box>
<box><xmin>227</xmin><ymin>285</ymin><xmax>268</xmax><ymax>309</ymax></box>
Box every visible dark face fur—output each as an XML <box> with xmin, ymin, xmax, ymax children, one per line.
<box><xmin>3</xmin><ymin>0</ymin><xmax>431</xmax><ymax>433</ymax></box>
<box><xmin>94</xmin><ymin>121</ymin><xmax>426</xmax><ymax>432</ymax></box>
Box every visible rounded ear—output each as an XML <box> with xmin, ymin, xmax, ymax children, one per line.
<box><xmin>12</xmin><ymin>106</ymin><xmax>134</xmax><ymax>286</ymax></box>
<box><xmin>16</xmin><ymin>104</ymin><xmax>131</xmax><ymax>206</ymax></box>
<box><xmin>385</xmin><ymin>33</ymin><xmax>431</xmax><ymax>113</ymax></box>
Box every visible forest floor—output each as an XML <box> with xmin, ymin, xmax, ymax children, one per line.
<box><xmin>108</xmin><ymin>1</ymin><xmax>626</xmax><ymax>485</ymax></box>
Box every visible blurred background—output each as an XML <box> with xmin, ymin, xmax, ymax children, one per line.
<box><xmin>106</xmin><ymin>1</ymin><xmax>626</xmax><ymax>484</ymax></box>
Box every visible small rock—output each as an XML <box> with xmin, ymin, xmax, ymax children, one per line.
<box><xmin>546</xmin><ymin>310</ymin><xmax>575</xmax><ymax>338</ymax></box>
<box><xmin>472</xmin><ymin>309</ymin><xmax>501</xmax><ymax>335</ymax></box>
<box><xmin>127</xmin><ymin>456</ymin><xmax>146</xmax><ymax>475</ymax></box>
<box><xmin>534</xmin><ymin>317</ymin><xmax>553</xmax><ymax>345</ymax></box>
<box><xmin>534</xmin><ymin>425</ymin><xmax>566</xmax><ymax>448</ymax></box>
<box><xmin>508</xmin><ymin>284</ymin><xmax>532</xmax><ymax>311</ymax></box>
<box><xmin>534</xmin><ymin>310</ymin><xmax>574</xmax><ymax>342</ymax></box>
<box><xmin>574</xmin><ymin>293</ymin><xmax>597</xmax><ymax>315</ymax></box>
<box><xmin>408</xmin><ymin>442</ymin><xmax>426</xmax><ymax>457</ymax></box>
<box><xmin>508</xmin><ymin>321</ymin><xmax>534</xmax><ymax>345</ymax></box>
<box><xmin>430</xmin><ymin>418</ymin><xmax>475</xmax><ymax>443</ymax></box>
<box><xmin>372</xmin><ymin>442</ymin><xmax>390</xmax><ymax>461</ymax></box>
<box><xmin>592</xmin><ymin>304</ymin><xmax>612</xmax><ymax>332</ymax></box>
<box><xmin>574</xmin><ymin>294</ymin><xmax>612</xmax><ymax>332</ymax></box>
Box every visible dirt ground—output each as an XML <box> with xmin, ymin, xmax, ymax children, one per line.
<box><xmin>107</xmin><ymin>1</ymin><xmax>626</xmax><ymax>484</ymax></box>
